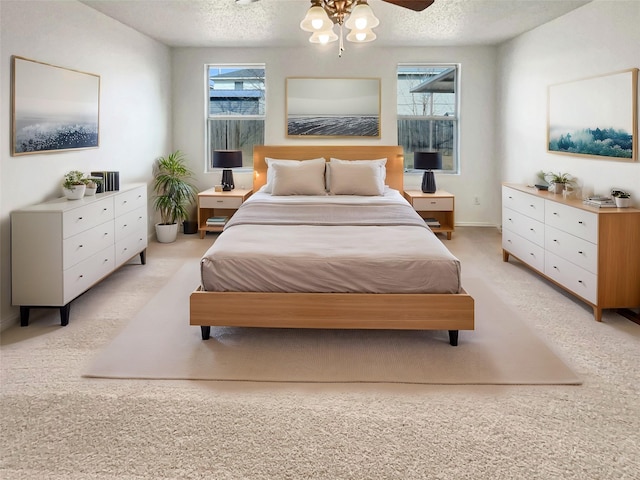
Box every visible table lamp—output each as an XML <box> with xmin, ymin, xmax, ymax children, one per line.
<box><xmin>413</xmin><ymin>151</ymin><xmax>442</xmax><ymax>194</ymax></box>
<box><xmin>212</xmin><ymin>150</ymin><xmax>242</xmax><ymax>191</ymax></box>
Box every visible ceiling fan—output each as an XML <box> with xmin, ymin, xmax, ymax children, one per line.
<box><xmin>382</xmin><ymin>0</ymin><xmax>434</xmax><ymax>12</ymax></box>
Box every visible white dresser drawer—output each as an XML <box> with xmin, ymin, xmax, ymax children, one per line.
<box><xmin>545</xmin><ymin>225</ymin><xmax>597</xmax><ymax>274</ymax></box>
<box><xmin>63</xmin><ymin>220</ymin><xmax>114</xmax><ymax>269</ymax></box>
<box><xmin>545</xmin><ymin>201</ymin><xmax>598</xmax><ymax>243</ymax></box>
<box><xmin>115</xmin><ymin>229</ymin><xmax>147</xmax><ymax>267</ymax></box>
<box><xmin>412</xmin><ymin>197</ymin><xmax>453</xmax><ymax>211</ymax></box>
<box><xmin>63</xmin><ymin>245</ymin><xmax>115</xmax><ymax>303</ymax></box>
<box><xmin>502</xmin><ymin>186</ymin><xmax>545</xmax><ymax>222</ymax></box>
<box><xmin>115</xmin><ymin>186</ymin><xmax>147</xmax><ymax>216</ymax></box>
<box><xmin>545</xmin><ymin>251</ymin><xmax>597</xmax><ymax>304</ymax></box>
<box><xmin>200</xmin><ymin>196</ymin><xmax>243</xmax><ymax>209</ymax></box>
<box><xmin>502</xmin><ymin>229</ymin><xmax>545</xmax><ymax>272</ymax></box>
<box><xmin>502</xmin><ymin>207</ymin><xmax>545</xmax><ymax>247</ymax></box>
<box><xmin>115</xmin><ymin>207</ymin><xmax>147</xmax><ymax>242</ymax></box>
<box><xmin>63</xmin><ymin>197</ymin><xmax>114</xmax><ymax>238</ymax></box>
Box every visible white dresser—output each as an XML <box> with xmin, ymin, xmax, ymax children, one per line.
<box><xmin>502</xmin><ymin>184</ymin><xmax>640</xmax><ymax>321</ymax></box>
<box><xmin>11</xmin><ymin>183</ymin><xmax>148</xmax><ymax>326</ymax></box>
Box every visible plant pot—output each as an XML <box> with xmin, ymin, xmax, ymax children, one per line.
<box><xmin>63</xmin><ymin>185</ymin><xmax>86</xmax><ymax>200</ymax></box>
<box><xmin>615</xmin><ymin>197</ymin><xmax>632</xmax><ymax>208</ymax></box>
<box><xmin>156</xmin><ymin>223</ymin><xmax>178</xmax><ymax>243</ymax></box>
<box><xmin>551</xmin><ymin>182</ymin><xmax>565</xmax><ymax>194</ymax></box>
<box><xmin>183</xmin><ymin>220</ymin><xmax>198</xmax><ymax>235</ymax></box>
<box><xmin>85</xmin><ymin>186</ymin><xmax>97</xmax><ymax>196</ymax></box>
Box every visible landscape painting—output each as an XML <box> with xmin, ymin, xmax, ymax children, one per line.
<box><xmin>547</xmin><ymin>68</ymin><xmax>637</xmax><ymax>161</ymax></box>
<box><xmin>11</xmin><ymin>56</ymin><xmax>100</xmax><ymax>155</ymax></box>
<box><xmin>286</xmin><ymin>78</ymin><xmax>380</xmax><ymax>138</ymax></box>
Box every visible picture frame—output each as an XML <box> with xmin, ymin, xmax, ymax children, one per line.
<box><xmin>286</xmin><ymin>77</ymin><xmax>380</xmax><ymax>138</ymax></box>
<box><xmin>11</xmin><ymin>56</ymin><xmax>100</xmax><ymax>156</ymax></box>
<box><xmin>547</xmin><ymin>68</ymin><xmax>638</xmax><ymax>161</ymax></box>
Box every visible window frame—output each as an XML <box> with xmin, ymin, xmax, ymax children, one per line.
<box><xmin>397</xmin><ymin>63</ymin><xmax>460</xmax><ymax>175</ymax></box>
<box><xmin>205</xmin><ymin>63</ymin><xmax>266</xmax><ymax>172</ymax></box>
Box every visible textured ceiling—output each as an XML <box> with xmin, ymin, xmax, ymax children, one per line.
<box><xmin>80</xmin><ymin>0</ymin><xmax>591</xmax><ymax>48</ymax></box>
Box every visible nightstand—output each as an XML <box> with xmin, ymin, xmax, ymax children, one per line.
<box><xmin>197</xmin><ymin>188</ymin><xmax>252</xmax><ymax>238</ymax></box>
<box><xmin>404</xmin><ymin>190</ymin><xmax>455</xmax><ymax>240</ymax></box>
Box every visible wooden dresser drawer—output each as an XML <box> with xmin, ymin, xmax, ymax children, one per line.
<box><xmin>502</xmin><ymin>207</ymin><xmax>545</xmax><ymax>247</ymax></box>
<box><xmin>545</xmin><ymin>200</ymin><xmax>598</xmax><ymax>243</ymax></box>
<box><xmin>115</xmin><ymin>207</ymin><xmax>147</xmax><ymax>242</ymax></box>
<box><xmin>199</xmin><ymin>196</ymin><xmax>244</xmax><ymax>209</ymax></box>
<box><xmin>63</xmin><ymin>245</ymin><xmax>115</xmax><ymax>304</ymax></box>
<box><xmin>545</xmin><ymin>225</ymin><xmax>597</xmax><ymax>274</ymax></box>
<box><xmin>412</xmin><ymin>197</ymin><xmax>453</xmax><ymax>211</ymax></box>
<box><xmin>545</xmin><ymin>251</ymin><xmax>597</xmax><ymax>304</ymax></box>
<box><xmin>502</xmin><ymin>186</ymin><xmax>545</xmax><ymax>222</ymax></box>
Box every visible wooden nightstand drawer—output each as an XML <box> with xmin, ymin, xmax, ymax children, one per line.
<box><xmin>199</xmin><ymin>196</ymin><xmax>243</xmax><ymax>209</ymax></box>
<box><xmin>412</xmin><ymin>197</ymin><xmax>453</xmax><ymax>211</ymax></box>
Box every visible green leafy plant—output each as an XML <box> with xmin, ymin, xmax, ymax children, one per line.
<box><xmin>152</xmin><ymin>150</ymin><xmax>197</xmax><ymax>225</ymax></box>
<box><xmin>62</xmin><ymin>170</ymin><xmax>88</xmax><ymax>189</ymax></box>
<box><xmin>544</xmin><ymin>171</ymin><xmax>574</xmax><ymax>186</ymax></box>
<box><xmin>611</xmin><ymin>189</ymin><xmax>631</xmax><ymax>199</ymax></box>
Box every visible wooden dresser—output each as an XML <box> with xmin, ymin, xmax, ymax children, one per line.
<box><xmin>11</xmin><ymin>183</ymin><xmax>148</xmax><ymax>326</ymax></box>
<box><xmin>502</xmin><ymin>183</ymin><xmax>640</xmax><ymax>321</ymax></box>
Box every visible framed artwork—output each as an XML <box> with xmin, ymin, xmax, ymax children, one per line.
<box><xmin>11</xmin><ymin>56</ymin><xmax>100</xmax><ymax>156</ymax></box>
<box><xmin>547</xmin><ymin>68</ymin><xmax>638</xmax><ymax>161</ymax></box>
<box><xmin>286</xmin><ymin>77</ymin><xmax>380</xmax><ymax>138</ymax></box>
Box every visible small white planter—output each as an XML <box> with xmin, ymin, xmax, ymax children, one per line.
<box><xmin>84</xmin><ymin>186</ymin><xmax>97</xmax><ymax>196</ymax></box>
<box><xmin>615</xmin><ymin>197</ymin><xmax>632</xmax><ymax>208</ymax></box>
<box><xmin>63</xmin><ymin>185</ymin><xmax>86</xmax><ymax>200</ymax></box>
<box><xmin>156</xmin><ymin>223</ymin><xmax>179</xmax><ymax>243</ymax></box>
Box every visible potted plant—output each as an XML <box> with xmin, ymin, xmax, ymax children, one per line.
<box><xmin>62</xmin><ymin>170</ymin><xmax>88</xmax><ymax>200</ymax></box>
<box><xmin>611</xmin><ymin>189</ymin><xmax>632</xmax><ymax>208</ymax></box>
<box><xmin>152</xmin><ymin>150</ymin><xmax>198</xmax><ymax>243</ymax></box>
<box><xmin>544</xmin><ymin>171</ymin><xmax>574</xmax><ymax>194</ymax></box>
<box><xmin>84</xmin><ymin>177</ymin><xmax>103</xmax><ymax>196</ymax></box>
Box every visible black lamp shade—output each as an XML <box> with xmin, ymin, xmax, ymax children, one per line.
<box><xmin>413</xmin><ymin>151</ymin><xmax>442</xmax><ymax>194</ymax></box>
<box><xmin>212</xmin><ymin>150</ymin><xmax>242</xmax><ymax>191</ymax></box>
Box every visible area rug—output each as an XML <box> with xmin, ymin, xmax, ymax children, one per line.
<box><xmin>83</xmin><ymin>262</ymin><xmax>581</xmax><ymax>385</ymax></box>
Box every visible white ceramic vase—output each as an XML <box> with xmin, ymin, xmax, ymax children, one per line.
<box><xmin>615</xmin><ymin>197</ymin><xmax>632</xmax><ymax>208</ymax></box>
<box><xmin>63</xmin><ymin>185</ymin><xmax>86</xmax><ymax>200</ymax></box>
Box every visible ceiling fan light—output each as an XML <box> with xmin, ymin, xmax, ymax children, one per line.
<box><xmin>300</xmin><ymin>5</ymin><xmax>333</xmax><ymax>32</ymax></box>
<box><xmin>309</xmin><ymin>28</ymin><xmax>338</xmax><ymax>44</ymax></box>
<box><xmin>344</xmin><ymin>2</ymin><xmax>379</xmax><ymax>30</ymax></box>
<box><xmin>346</xmin><ymin>28</ymin><xmax>376</xmax><ymax>43</ymax></box>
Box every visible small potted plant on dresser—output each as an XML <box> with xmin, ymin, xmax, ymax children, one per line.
<box><xmin>84</xmin><ymin>177</ymin><xmax>103</xmax><ymax>196</ymax></box>
<box><xmin>153</xmin><ymin>150</ymin><xmax>198</xmax><ymax>243</ymax></box>
<box><xmin>62</xmin><ymin>170</ymin><xmax>87</xmax><ymax>200</ymax></box>
<box><xmin>612</xmin><ymin>189</ymin><xmax>632</xmax><ymax>208</ymax></box>
<box><xmin>544</xmin><ymin>171</ymin><xmax>574</xmax><ymax>194</ymax></box>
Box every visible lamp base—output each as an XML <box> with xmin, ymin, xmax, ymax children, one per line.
<box><xmin>421</xmin><ymin>170</ymin><xmax>436</xmax><ymax>194</ymax></box>
<box><xmin>221</xmin><ymin>169</ymin><xmax>235</xmax><ymax>191</ymax></box>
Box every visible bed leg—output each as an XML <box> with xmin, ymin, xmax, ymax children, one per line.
<box><xmin>448</xmin><ymin>330</ymin><xmax>459</xmax><ymax>346</ymax></box>
<box><xmin>200</xmin><ymin>326</ymin><xmax>211</xmax><ymax>340</ymax></box>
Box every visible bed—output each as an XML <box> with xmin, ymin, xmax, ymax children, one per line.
<box><xmin>190</xmin><ymin>145</ymin><xmax>474</xmax><ymax>346</ymax></box>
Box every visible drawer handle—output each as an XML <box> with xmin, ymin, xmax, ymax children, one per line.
<box><xmin>553</xmin><ymin>239</ymin><xmax>558</xmax><ymax>243</ymax></box>
<box><xmin>79</xmin><ymin>274</ymin><xmax>84</xmax><ymax>278</ymax></box>
<box><xmin>553</xmin><ymin>266</ymin><xmax>558</xmax><ymax>269</ymax></box>
<box><xmin>578</xmin><ymin>280</ymin><xmax>584</xmax><ymax>284</ymax></box>
<box><xmin>79</xmin><ymin>244</ymin><xmax>83</xmax><ymax>248</ymax></box>
<box><xmin>430</xmin><ymin>201</ymin><xmax>437</xmax><ymax>204</ymax></box>
<box><xmin>103</xmin><ymin>208</ymin><xmax>107</xmax><ymax>211</ymax></box>
<box><xmin>124</xmin><ymin>224</ymin><xmax>128</xmax><ymax>227</ymax></box>
<box><xmin>529</xmin><ymin>228</ymin><xmax>534</xmax><ymax>231</ymax></box>
<box><xmin>508</xmin><ymin>196</ymin><xmax>513</xmax><ymax>199</ymax></box>
<box><xmin>553</xmin><ymin>212</ymin><xmax>558</xmax><ymax>215</ymax></box>
<box><xmin>578</xmin><ymin>221</ymin><xmax>583</xmax><ymax>224</ymax></box>
<box><xmin>138</xmin><ymin>195</ymin><xmax>142</xmax><ymax>199</ymax></box>
<box><xmin>578</xmin><ymin>251</ymin><xmax>583</xmax><ymax>254</ymax></box>
<box><xmin>529</xmin><ymin>253</ymin><xmax>535</xmax><ymax>256</ymax></box>
<box><xmin>507</xmin><ymin>239</ymin><xmax>512</xmax><ymax>243</ymax></box>
<box><xmin>123</xmin><ymin>200</ymin><xmax>128</xmax><ymax>204</ymax></box>
<box><xmin>529</xmin><ymin>204</ymin><xmax>534</xmax><ymax>208</ymax></box>
<box><xmin>78</xmin><ymin>216</ymin><xmax>83</xmax><ymax>220</ymax></box>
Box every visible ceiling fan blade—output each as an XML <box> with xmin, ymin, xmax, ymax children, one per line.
<box><xmin>382</xmin><ymin>0</ymin><xmax>435</xmax><ymax>12</ymax></box>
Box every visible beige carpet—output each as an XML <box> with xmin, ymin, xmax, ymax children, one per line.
<box><xmin>83</xmin><ymin>261</ymin><xmax>581</xmax><ymax>384</ymax></box>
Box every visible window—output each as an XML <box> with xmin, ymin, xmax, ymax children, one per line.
<box><xmin>397</xmin><ymin>65</ymin><xmax>459</xmax><ymax>173</ymax></box>
<box><xmin>206</xmin><ymin>64</ymin><xmax>265</xmax><ymax>170</ymax></box>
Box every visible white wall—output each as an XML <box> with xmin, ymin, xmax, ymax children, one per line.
<box><xmin>172</xmin><ymin>45</ymin><xmax>499</xmax><ymax>226</ymax></box>
<box><xmin>0</xmin><ymin>0</ymin><xmax>172</xmax><ymax>328</ymax></box>
<box><xmin>497</xmin><ymin>0</ymin><xmax>640</xmax><ymax>201</ymax></box>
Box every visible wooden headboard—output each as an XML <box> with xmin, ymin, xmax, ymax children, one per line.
<box><xmin>253</xmin><ymin>145</ymin><xmax>404</xmax><ymax>192</ymax></box>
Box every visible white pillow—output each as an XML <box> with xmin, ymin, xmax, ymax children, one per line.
<box><xmin>328</xmin><ymin>159</ymin><xmax>385</xmax><ymax>196</ymax></box>
<box><xmin>262</xmin><ymin>157</ymin><xmax>325</xmax><ymax>193</ymax></box>
<box><xmin>271</xmin><ymin>159</ymin><xmax>327</xmax><ymax>196</ymax></box>
<box><xmin>330</xmin><ymin>157</ymin><xmax>387</xmax><ymax>183</ymax></box>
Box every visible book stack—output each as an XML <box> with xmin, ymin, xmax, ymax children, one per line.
<box><xmin>583</xmin><ymin>196</ymin><xmax>616</xmax><ymax>208</ymax></box>
<box><xmin>424</xmin><ymin>217</ymin><xmax>441</xmax><ymax>228</ymax></box>
<box><xmin>206</xmin><ymin>216</ymin><xmax>227</xmax><ymax>227</ymax></box>
<box><xmin>90</xmin><ymin>171</ymin><xmax>120</xmax><ymax>193</ymax></box>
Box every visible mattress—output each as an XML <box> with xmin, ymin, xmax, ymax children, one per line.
<box><xmin>200</xmin><ymin>189</ymin><xmax>462</xmax><ymax>294</ymax></box>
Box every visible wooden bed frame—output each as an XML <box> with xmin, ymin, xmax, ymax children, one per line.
<box><xmin>190</xmin><ymin>145</ymin><xmax>474</xmax><ymax>346</ymax></box>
